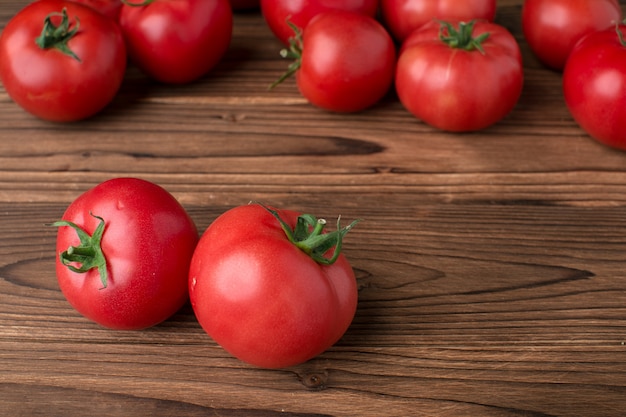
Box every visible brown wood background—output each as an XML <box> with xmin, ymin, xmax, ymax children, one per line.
<box><xmin>1</xmin><ymin>0</ymin><xmax>626</xmax><ymax>416</ymax></box>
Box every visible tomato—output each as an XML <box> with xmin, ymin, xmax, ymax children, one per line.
<box><xmin>0</xmin><ymin>0</ymin><xmax>126</xmax><ymax>122</ymax></box>
<box><xmin>563</xmin><ymin>25</ymin><xmax>626</xmax><ymax>151</ymax></box>
<box><xmin>395</xmin><ymin>20</ymin><xmax>523</xmax><ymax>132</ymax></box>
<box><xmin>522</xmin><ymin>0</ymin><xmax>622</xmax><ymax>71</ymax></box>
<box><xmin>69</xmin><ymin>0</ymin><xmax>122</xmax><ymax>20</ymax></box>
<box><xmin>260</xmin><ymin>0</ymin><xmax>379</xmax><ymax>45</ymax></box>
<box><xmin>272</xmin><ymin>10</ymin><xmax>396</xmax><ymax>113</ymax></box>
<box><xmin>119</xmin><ymin>0</ymin><xmax>233</xmax><ymax>84</ymax></box>
<box><xmin>52</xmin><ymin>178</ymin><xmax>199</xmax><ymax>330</ymax></box>
<box><xmin>189</xmin><ymin>204</ymin><xmax>359</xmax><ymax>368</ymax></box>
<box><xmin>381</xmin><ymin>0</ymin><xmax>496</xmax><ymax>43</ymax></box>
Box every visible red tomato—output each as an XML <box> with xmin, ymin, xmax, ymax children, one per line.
<box><xmin>563</xmin><ymin>25</ymin><xmax>626</xmax><ymax>151</ymax></box>
<box><xmin>381</xmin><ymin>0</ymin><xmax>496</xmax><ymax>43</ymax></box>
<box><xmin>260</xmin><ymin>0</ymin><xmax>379</xmax><ymax>45</ymax></box>
<box><xmin>395</xmin><ymin>20</ymin><xmax>523</xmax><ymax>132</ymax></box>
<box><xmin>522</xmin><ymin>0</ymin><xmax>622</xmax><ymax>70</ymax></box>
<box><xmin>0</xmin><ymin>0</ymin><xmax>126</xmax><ymax>122</ymax></box>
<box><xmin>189</xmin><ymin>204</ymin><xmax>359</xmax><ymax>368</ymax></box>
<box><xmin>52</xmin><ymin>178</ymin><xmax>199</xmax><ymax>330</ymax></box>
<box><xmin>273</xmin><ymin>10</ymin><xmax>396</xmax><ymax>113</ymax></box>
<box><xmin>119</xmin><ymin>0</ymin><xmax>233</xmax><ymax>84</ymax></box>
<box><xmin>69</xmin><ymin>0</ymin><xmax>122</xmax><ymax>20</ymax></box>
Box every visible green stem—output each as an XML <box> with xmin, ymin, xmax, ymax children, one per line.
<box><xmin>616</xmin><ymin>21</ymin><xmax>626</xmax><ymax>47</ymax></box>
<box><xmin>35</xmin><ymin>8</ymin><xmax>81</xmax><ymax>62</ymax></box>
<box><xmin>438</xmin><ymin>20</ymin><xmax>489</xmax><ymax>54</ymax></box>
<box><xmin>50</xmin><ymin>213</ymin><xmax>108</xmax><ymax>289</ymax></box>
<box><xmin>269</xmin><ymin>21</ymin><xmax>304</xmax><ymax>90</ymax></box>
<box><xmin>120</xmin><ymin>0</ymin><xmax>156</xmax><ymax>6</ymax></box>
<box><xmin>260</xmin><ymin>204</ymin><xmax>360</xmax><ymax>265</ymax></box>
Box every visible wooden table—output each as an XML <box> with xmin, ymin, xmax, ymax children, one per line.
<box><xmin>2</xmin><ymin>1</ymin><xmax>626</xmax><ymax>416</ymax></box>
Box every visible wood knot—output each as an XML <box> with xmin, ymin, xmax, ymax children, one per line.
<box><xmin>221</xmin><ymin>113</ymin><xmax>246</xmax><ymax>122</ymax></box>
<box><xmin>298</xmin><ymin>371</ymin><xmax>328</xmax><ymax>390</ymax></box>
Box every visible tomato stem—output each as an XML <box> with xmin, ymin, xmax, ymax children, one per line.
<box><xmin>438</xmin><ymin>20</ymin><xmax>489</xmax><ymax>54</ymax></box>
<box><xmin>269</xmin><ymin>21</ymin><xmax>303</xmax><ymax>90</ymax></box>
<box><xmin>260</xmin><ymin>204</ymin><xmax>360</xmax><ymax>265</ymax></box>
<box><xmin>120</xmin><ymin>0</ymin><xmax>156</xmax><ymax>6</ymax></box>
<box><xmin>616</xmin><ymin>21</ymin><xmax>626</xmax><ymax>48</ymax></box>
<box><xmin>35</xmin><ymin>8</ymin><xmax>81</xmax><ymax>62</ymax></box>
<box><xmin>50</xmin><ymin>213</ymin><xmax>108</xmax><ymax>289</ymax></box>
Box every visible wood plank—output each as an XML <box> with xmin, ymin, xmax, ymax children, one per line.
<box><xmin>1</xmin><ymin>0</ymin><xmax>626</xmax><ymax>416</ymax></box>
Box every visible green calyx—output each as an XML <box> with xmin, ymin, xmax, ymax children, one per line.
<box><xmin>120</xmin><ymin>0</ymin><xmax>157</xmax><ymax>6</ymax></box>
<box><xmin>438</xmin><ymin>20</ymin><xmax>489</xmax><ymax>54</ymax></box>
<box><xmin>616</xmin><ymin>21</ymin><xmax>626</xmax><ymax>47</ymax></box>
<box><xmin>269</xmin><ymin>21</ymin><xmax>304</xmax><ymax>90</ymax></box>
<box><xmin>50</xmin><ymin>213</ymin><xmax>108</xmax><ymax>289</ymax></box>
<box><xmin>262</xmin><ymin>204</ymin><xmax>360</xmax><ymax>265</ymax></box>
<box><xmin>35</xmin><ymin>8</ymin><xmax>81</xmax><ymax>62</ymax></box>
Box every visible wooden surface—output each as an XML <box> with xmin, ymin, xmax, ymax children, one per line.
<box><xmin>2</xmin><ymin>1</ymin><xmax>626</xmax><ymax>416</ymax></box>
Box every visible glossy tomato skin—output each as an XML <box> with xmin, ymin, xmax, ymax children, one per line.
<box><xmin>395</xmin><ymin>20</ymin><xmax>523</xmax><ymax>132</ymax></box>
<box><xmin>0</xmin><ymin>0</ymin><xmax>126</xmax><ymax>122</ymax></box>
<box><xmin>119</xmin><ymin>0</ymin><xmax>232</xmax><ymax>84</ymax></box>
<box><xmin>55</xmin><ymin>178</ymin><xmax>198</xmax><ymax>330</ymax></box>
<box><xmin>260</xmin><ymin>0</ymin><xmax>379</xmax><ymax>45</ymax></box>
<box><xmin>189</xmin><ymin>204</ymin><xmax>358</xmax><ymax>369</ymax></box>
<box><xmin>69</xmin><ymin>0</ymin><xmax>123</xmax><ymax>20</ymax></box>
<box><xmin>296</xmin><ymin>10</ymin><xmax>396</xmax><ymax>113</ymax></box>
<box><xmin>522</xmin><ymin>0</ymin><xmax>622</xmax><ymax>71</ymax></box>
<box><xmin>381</xmin><ymin>0</ymin><xmax>496</xmax><ymax>43</ymax></box>
<box><xmin>563</xmin><ymin>26</ymin><xmax>626</xmax><ymax>151</ymax></box>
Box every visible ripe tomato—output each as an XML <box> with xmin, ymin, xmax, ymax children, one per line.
<box><xmin>563</xmin><ymin>25</ymin><xmax>626</xmax><ymax>151</ymax></box>
<box><xmin>522</xmin><ymin>0</ymin><xmax>622</xmax><ymax>70</ymax></box>
<box><xmin>69</xmin><ymin>0</ymin><xmax>123</xmax><ymax>20</ymax></box>
<box><xmin>260</xmin><ymin>0</ymin><xmax>379</xmax><ymax>45</ymax></box>
<box><xmin>52</xmin><ymin>178</ymin><xmax>198</xmax><ymax>330</ymax></box>
<box><xmin>119</xmin><ymin>0</ymin><xmax>233</xmax><ymax>84</ymax></box>
<box><xmin>273</xmin><ymin>10</ymin><xmax>396</xmax><ymax>113</ymax></box>
<box><xmin>189</xmin><ymin>204</ymin><xmax>359</xmax><ymax>368</ymax></box>
<box><xmin>395</xmin><ymin>20</ymin><xmax>523</xmax><ymax>132</ymax></box>
<box><xmin>381</xmin><ymin>0</ymin><xmax>496</xmax><ymax>43</ymax></box>
<box><xmin>0</xmin><ymin>0</ymin><xmax>126</xmax><ymax>122</ymax></box>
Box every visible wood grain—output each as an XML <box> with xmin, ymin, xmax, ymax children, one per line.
<box><xmin>1</xmin><ymin>1</ymin><xmax>626</xmax><ymax>416</ymax></box>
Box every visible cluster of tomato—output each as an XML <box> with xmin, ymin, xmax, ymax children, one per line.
<box><xmin>0</xmin><ymin>0</ymin><xmax>233</xmax><ymax>121</ymax></box>
<box><xmin>52</xmin><ymin>177</ymin><xmax>360</xmax><ymax>369</ymax></box>
<box><xmin>522</xmin><ymin>0</ymin><xmax>626</xmax><ymax>151</ymax></box>
<box><xmin>265</xmin><ymin>0</ymin><xmax>519</xmax><ymax>133</ymax></box>
<box><xmin>264</xmin><ymin>0</ymin><xmax>626</xmax><ymax>149</ymax></box>
<box><xmin>1</xmin><ymin>0</ymin><xmax>625</xmax><ymax>148</ymax></box>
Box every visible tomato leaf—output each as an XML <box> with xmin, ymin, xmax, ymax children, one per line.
<box><xmin>35</xmin><ymin>8</ymin><xmax>81</xmax><ymax>62</ymax></box>
<box><xmin>438</xmin><ymin>20</ymin><xmax>489</xmax><ymax>54</ymax></box>
<box><xmin>50</xmin><ymin>212</ymin><xmax>108</xmax><ymax>289</ymax></box>
<box><xmin>260</xmin><ymin>203</ymin><xmax>360</xmax><ymax>265</ymax></box>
